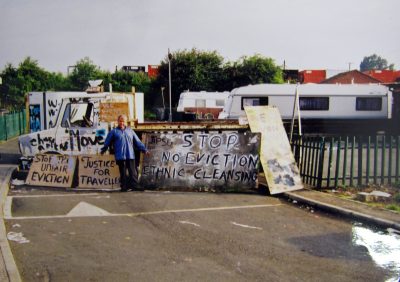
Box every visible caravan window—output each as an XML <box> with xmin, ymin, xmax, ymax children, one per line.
<box><xmin>61</xmin><ymin>102</ymin><xmax>94</xmax><ymax>128</ymax></box>
<box><xmin>241</xmin><ymin>97</ymin><xmax>268</xmax><ymax>110</ymax></box>
<box><xmin>299</xmin><ymin>97</ymin><xmax>329</xmax><ymax>111</ymax></box>
<box><xmin>216</xmin><ymin>99</ymin><xmax>225</xmax><ymax>107</ymax></box>
<box><xmin>356</xmin><ymin>97</ymin><xmax>382</xmax><ymax>111</ymax></box>
<box><xmin>195</xmin><ymin>99</ymin><xmax>206</xmax><ymax>107</ymax></box>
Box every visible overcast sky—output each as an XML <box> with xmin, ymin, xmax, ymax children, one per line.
<box><xmin>1</xmin><ymin>0</ymin><xmax>399</xmax><ymax>74</ymax></box>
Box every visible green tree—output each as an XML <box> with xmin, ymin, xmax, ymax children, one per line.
<box><xmin>0</xmin><ymin>63</ymin><xmax>22</xmax><ymax>109</ymax></box>
<box><xmin>68</xmin><ymin>57</ymin><xmax>103</xmax><ymax>91</ymax></box>
<box><xmin>103</xmin><ymin>70</ymin><xmax>152</xmax><ymax>93</ymax></box>
<box><xmin>0</xmin><ymin>57</ymin><xmax>53</xmax><ymax>109</ymax></box>
<box><xmin>222</xmin><ymin>54</ymin><xmax>283</xmax><ymax>90</ymax></box>
<box><xmin>360</xmin><ymin>54</ymin><xmax>395</xmax><ymax>71</ymax></box>
<box><xmin>47</xmin><ymin>72</ymin><xmax>70</xmax><ymax>91</ymax></box>
<box><xmin>151</xmin><ymin>48</ymin><xmax>225</xmax><ymax>108</ymax></box>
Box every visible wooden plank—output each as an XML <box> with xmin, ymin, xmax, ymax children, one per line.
<box><xmin>99</xmin><ymin>102</ymin><xmax>129</xmax><ymax>122</ymax></box>
<box><xmin>245</xmin><ymin>106</ymin><xmax>303</xmax><ymax>194</ymax></box>
<box><xmin>134</xmin><ymin>120</ymin><xmax>249</xmax><ymax>131</ymax></box>
<box><xmin>78</xmin><ymin>155</ymin><xmax>120</xmax><ymax>189</ymax></box>
<box><xmin>140</xmin><ymin>132</ymin><xmax>261</xmax><ymax>192</ymax></box>
<box><xmin>26</xmin><ymin>154</ymin><xmax>76</xmax><ymax>188</ymax></box>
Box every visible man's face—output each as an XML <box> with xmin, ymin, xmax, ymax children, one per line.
<box><xmin>118</xmin><ymin>116</ymin><xmax>126</xmax><ymax>129</ymax></box>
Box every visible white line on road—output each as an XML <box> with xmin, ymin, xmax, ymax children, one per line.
<box><xmin>8</xmin><ymin>193</ymin><xmax>101</xmax><ymax>198</ymax></box>
<box><xmin>179</xmin><ymin>220</ymin><xmax>201</xmax><ymax>227</ymax></box>
<box><xmin>5</xmin><ymin>203</ymin><xmax>282</xmax><ymax>220</ymax></box>
<box><xmin>231</xmin><ymin>221</ymin><xmax>263</xmax><ymax>230</ymax></box>
<box><xmin>3</xmin><ymin>196</ymin><xmax>12</xmax><ymax>219</ymax></box>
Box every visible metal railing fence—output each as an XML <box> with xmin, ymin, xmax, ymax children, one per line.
<box><xmin>291</xmin><ymin>135</ymin><xmax>400</xmax><ymax>189</ymax></box>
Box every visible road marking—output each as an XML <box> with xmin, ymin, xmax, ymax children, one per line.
<box><xmin>8</xmin><ymin>193</ymin><xmax>101</xmax><ymax>198</ymax></box>
<box><xmin>231</xmin><ymin>221</ymin><xmax>263</xmax><ymax>230</ymax></box>
<box><xmin>179</xmin><ymin>220</ymin><xmax>200</xmax><ymax>227</ymax></box>
<box><xmin>4</xmin><ymin>203</ymin><xmax>282</xmax><ymax>220</ymax></box>
<box><xmin>4</xmin><ymin>196</ymin><xmax>12</xmax><ymax>219</ymax></box>
<box><xmin>67</xmin><ymin>202</ymin><xmax>111</xmax><ymax>217</ymax></box>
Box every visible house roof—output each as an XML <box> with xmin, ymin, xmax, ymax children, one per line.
<box><xmin>363</xmin><ymin>70</ymin><xmax>400</xmax><ymax>83</ymax></box>
<box><xmin>320</xmin><ymin>70</ymin><xmax>382</xmax><ymax>84</ymax></box>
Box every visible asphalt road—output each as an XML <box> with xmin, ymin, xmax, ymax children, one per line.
<box><xmin>4</xmin><ymin>188</ymin><xmax>389</xmax><ymax>282</ymax></box>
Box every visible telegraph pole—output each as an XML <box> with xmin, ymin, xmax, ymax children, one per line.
<box><xmin>168</xmin><ymin>49</ymin><xmax>172</xmax><ymax>122</ymax></box>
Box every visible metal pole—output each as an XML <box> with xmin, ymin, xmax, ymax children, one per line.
<box><xmin>290</xmin><ymin>84</ymin><xmax>301</xmax><ymax>142</ymax></box>
<box><xmin>161</xmin><ymin>87</ymin><xmax>165</xmax><ymax>109</ymax></box>
<box><xmin>168</xmin><ymin>49</ymin><xmax>172</xmax><ymax>122</ymax></box>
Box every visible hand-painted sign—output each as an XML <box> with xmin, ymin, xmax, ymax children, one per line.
<box><xmin>245</xmin><ymin>106</ymin><xmax>303</xmax><ymax>194</ymax></box>
<box><xmin>99</xmin><ymin>102</ymin><xmax>129</xmax><ymax>122</ymax></box>
<box><xmin>78</xmin><ymin>155</ymin><xmax>120</xmax><ymax>189</ymax></box>
<box><xmin>26</xmin><ymin>154</ymin><xmax>76</xmax><ymax>188</ymax></box>
<box><xmin>18</xmin><ymin>128</ymin><xmax>107</xmax><ymax>157</ymax></box>
<box><xmin>140</xmin><ymin>132</ymin><xmax>260</xmax><ymax>191</ymax></box>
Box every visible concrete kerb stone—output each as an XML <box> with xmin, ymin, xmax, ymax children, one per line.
<box><xmin>0</xmin><ymin>165</ymin><xmax>22</xmax><ymax>282</ymax></box>
<box><xmin>283</xmin><ymin>190</ymin><xmax>400</xmax><ymax>231</ymax></box>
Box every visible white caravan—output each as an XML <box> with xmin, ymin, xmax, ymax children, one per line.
<box><xmin>218</xmin><ymin>83</ymin><xmax>392</xmax><ymax>120</ymax></box>
<box><xmin>177</xmin><ymin>91</ymin><xmax>230</xmax><ymax>119</ymax></box>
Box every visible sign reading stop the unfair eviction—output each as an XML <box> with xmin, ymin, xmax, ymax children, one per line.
<box><xmin>26</xmin><ymin>154</ymin><xmax>76</xmax><ymax>188</ymax></box>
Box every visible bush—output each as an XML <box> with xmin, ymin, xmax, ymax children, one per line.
<box><xmin>393</xmin><ymin>192</ymin><xmax>400</xmax><ymax>204</ymax></box>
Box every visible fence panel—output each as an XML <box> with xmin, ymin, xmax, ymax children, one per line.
<box><xmin>291</xmin><ymin>134</ymin><xmax>400</xmax><ymax>189</ymax></box>
<box><xmin>0</xmin><ymin>110</ymin><xmax>27</xmax><ymax>142</ymax></box>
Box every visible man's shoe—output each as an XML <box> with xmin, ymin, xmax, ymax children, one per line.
<box><xmin>120</xmin><ymin>188</ymin><xmax>128</xmax><ymax>192</ymax></box>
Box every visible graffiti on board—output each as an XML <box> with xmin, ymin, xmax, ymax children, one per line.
<box><xmin>19</xmin><ymin>128</ymin><xmax>107</xmax><ymax>156</ymax></box>
<box><xmin>26</xmin><ymin>154</ymin><xmax>76</xmax><ymax>188</ymax></box>
<box><xmin>78</xmin><ymin>155</ymin><xmax>120</xmax><ymax>189</ymax></box>
<box><xmin>140</xmin><ymin>132</ymin><xmax>261</xmax><ymax>191</ymax></box>
<box><xmin>29</xmin><ymin>104</ymin><xmax>41</xmax><ymax>132</ymax></box>
<box><xmin>47</xmin><ymin>97</ymin><xmax>60</xmax><ymax>128</ymax></box>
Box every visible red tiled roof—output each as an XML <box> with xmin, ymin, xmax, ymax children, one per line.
<box><xmin>320</xmin><ymin>70</ymin><xmax>382</xmax><ymax>84</ymax></box>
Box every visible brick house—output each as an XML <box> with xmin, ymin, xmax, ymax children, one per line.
<box><xmin>320</xmin><ymin>70</ymin><xmax>381</xmax><ymax>84</ymax></box>
<box><xmin>363</xmin><ymin>70</ymin><xmax>400</xmax><ymax>83</ymax></box>
<box><xmin>320</xmin><ymin>70</ymin><xmax>399</xmax><ymax>132</ymax></box>
<box><xmin>299</xmin><ymin>70</ymin><xmax>326</xmax><ymax>83</ymax></box>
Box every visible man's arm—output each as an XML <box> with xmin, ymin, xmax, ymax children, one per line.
<box><xmin>100</xmin><ymin>130</ymin><xmax>114</xmax><ymax>154</ymax></box>
<box><xmin>131</xmin><ymin>130</ymin><xmax>149</xmax><ymax>153</ymax></box>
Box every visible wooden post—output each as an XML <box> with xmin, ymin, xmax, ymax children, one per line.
<box><xmin>131</xmin><ymin>87</ymin><xmax>136</xmax><ymax>122</ymax></box>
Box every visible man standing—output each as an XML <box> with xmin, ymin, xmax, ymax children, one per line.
<box><xmin>101</xmin><ymin>114</ymin><xmax>149</xmax><ymax>192</ymax></box>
